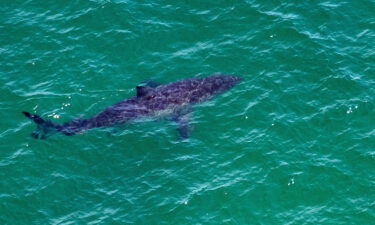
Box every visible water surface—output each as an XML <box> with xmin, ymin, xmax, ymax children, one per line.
<box><xmin>1</xmin><ymin>0</ymin><xmax>374</xmax><ymax>224</ymax></box>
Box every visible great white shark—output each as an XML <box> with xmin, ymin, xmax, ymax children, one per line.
<box><xmin>23</xmin><ymin>74</ymin><xmax>242</xmax><ymax>139</ymax></box>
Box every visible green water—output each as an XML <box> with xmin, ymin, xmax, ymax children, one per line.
<box><xmin>1</xmin><ymin>0</ymin><xmax>374</xmax><ymax>224</ymax></box>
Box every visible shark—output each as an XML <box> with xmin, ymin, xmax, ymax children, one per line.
<box><xmin>22</xmin><ymin>74</ymin><xmax>242</xmax><ymax>139</ymax></box>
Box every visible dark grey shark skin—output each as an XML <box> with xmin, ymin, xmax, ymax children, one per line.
<box><xmin>23</xmin><ymin>74</ymin><xmax>242</xmax><ymax>139</ymax></box>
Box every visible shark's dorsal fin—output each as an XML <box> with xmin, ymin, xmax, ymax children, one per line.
<box><xmin>136</xmin><ymin>86</ymin><xmax>154</xmax><ymax>97</ymax></box>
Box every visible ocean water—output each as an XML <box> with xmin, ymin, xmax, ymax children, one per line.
<box><xmin>1</xmin><ymin>0</ymin><xmax>374</xmax><ymax>224</ymax></box>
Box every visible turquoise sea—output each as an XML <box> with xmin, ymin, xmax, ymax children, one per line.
<box><xmin>1</xmin><ymin>0</ymin><xmax>374</xmax><ymax>224</ymax></box>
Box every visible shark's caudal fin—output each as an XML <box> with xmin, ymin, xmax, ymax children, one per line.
<box><xmin>22</xmin><ymin>112</ymin><xmax>62</xmax><ymax>139</ymax></box>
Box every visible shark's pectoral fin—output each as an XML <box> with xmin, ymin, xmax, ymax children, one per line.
<box><xmin>176</xmin><ymin>116</ymin><xmax>190</xmax><ymax>139</ymax></box>
<box><xmin>172</xmin><ymin>108</ymin><xmax>192</xmax><ymax>139</ymax></box>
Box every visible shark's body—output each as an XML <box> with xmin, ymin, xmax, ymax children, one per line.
<box><xmin>23</xmin><ymin>74</ymin><xmax>242</xmax><ymax>139</ymax></box>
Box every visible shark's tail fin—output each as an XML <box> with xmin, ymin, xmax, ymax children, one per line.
<box><xmin>22</xmin><ymin>112</ymin><xmax>61</xmax><ymax>139</ymax></box>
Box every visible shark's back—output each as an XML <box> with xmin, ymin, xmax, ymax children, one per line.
<box><xmin>82</xmin><ymin>74</ymin><xmax>242</xmax><ymax>125</ymax></box>
<box><xmin>144</xmin><ymin>74</ymin><xmax>242</xmax><ymax>109</ymax></box>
